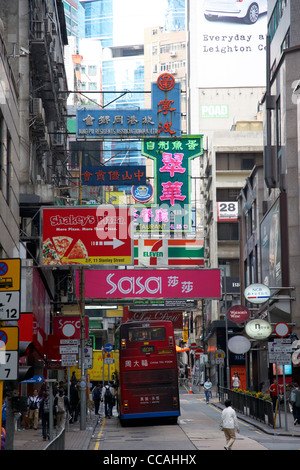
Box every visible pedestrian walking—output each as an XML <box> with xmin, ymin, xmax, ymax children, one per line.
<box><xmin>102</xmin><ymin>382</ymin><xmax>114</xmax><ymax>418</ymax></box>
<box><xmin>69</xmin><ymin>383</ymin><xmax>79</xmax><ymax>423</ymax></box>
<box><xmin>293</xmin><ymin>385</ymin><xmax>300</xmax><ymax>425</ymax></box>
<box><xmin>54</xmin><ymin>388</ymin><xmax>70</xmax><ymax>434</ymax></box>
<box><xmin>40</xmin><ymin>391</ymin><xmax>51</xmax><ymax>440</ymax></box>
<box><xmin>269</xmin><ymin>379</ymin><xmax>279</xmax><ymax>412</ymax></box>
<box><xmin>232</xmin><ymin>371</ymin><xmax>240</xmax><ymax>389</ymax></box>
<box><xmin>220</xmin><ymin>399</ymin><xmax>240</xmax><ymax>450</ymax></box>
<box><xmin>92</xmin><ymin>384</ymin><xmax>102</xmax><ymax>415</ymax></box>
<box><xmin>203</xmin><ymin>377</ymin><xmax>212</xmax><ymax>403</ymax></box>
<box><xmin>27</xmin><ymin>389</ymin><xmax>40</xmax><ymax>430</ymax></box>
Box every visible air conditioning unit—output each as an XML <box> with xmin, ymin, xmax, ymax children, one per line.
<box><xmin>170</xmin><ymin>51</ymin><xmax>177</xmax><ymax>57</ymax></box>
<box><xmin>170</xmin><ymin>69</ymin><xmax>177</xmax><ymax>75</ymax></box>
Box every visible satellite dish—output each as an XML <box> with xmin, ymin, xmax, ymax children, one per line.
<box><xmin>292</xmin><ymin>349</ymin><xmax>300</xmax><ymax>366</ymax></box>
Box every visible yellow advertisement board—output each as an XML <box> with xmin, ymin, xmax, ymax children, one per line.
<box><xmin>70</xmin><ymin>350</ymin><xmax>118</xmax><ymax>382</ymax></box>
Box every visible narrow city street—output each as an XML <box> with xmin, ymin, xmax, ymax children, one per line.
<box><xmin>89</xmin><ymin>388</ymin><xmax>300</xmax><ymax>452</ymax></box>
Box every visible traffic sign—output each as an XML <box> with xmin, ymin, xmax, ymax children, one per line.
<box><xmin>21</xmin><ymin>375</ymin><xmax>43</xmax><ymax>384</ymax></box>
<box><xmin>0</xmin><ymin>291</ymin><xmax>20</xmax><ymax>320</ymax></box>
<box><xmin>0</xmin><ymin>327</ymin><xmax>19</xmax><ymax>350</ymax></box>
<box><xmin>0</xmin><ymin>259</ymin><xmax>21</xmax><ymax>292</ymax></box>
<box><xmin>0</xmin><ymin>350</ymin><xmax>18</xmax><ymax>380</ymax></box>
<box><xmin>274</xmin><ymin>322</ymin><xmax>290</xmax><ymax>337</ymax></box>
<box><xmin>194</xmin><ymin>348</ymin><xmax>204</xmax><ymax>358</ymax></box>
<box><xmin>61</xmin><ymin>355</ymin><xmax>77</xmax><ymax>367</ymax></box>
<box><xmin>104</xmin><ymin>343</ymin><xmax>114</xmax><ymax>352</ymax></box>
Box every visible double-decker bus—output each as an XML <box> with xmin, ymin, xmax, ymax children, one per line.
<box><xmin>114</xmin><ymin>320</ymin><xmax>180</xmax><ymax>424</ymax></box>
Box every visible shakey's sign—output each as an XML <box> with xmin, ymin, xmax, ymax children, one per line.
<box><xmin>41</xmin><ymin>206</ymin><xmax>133</xmax><ymax>266</ymax></box>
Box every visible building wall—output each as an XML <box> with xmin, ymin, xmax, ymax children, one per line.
<box><xmin>0</xmin><ymin>5</ymin><xmax>20</xmax><ymax>258</ymax></box>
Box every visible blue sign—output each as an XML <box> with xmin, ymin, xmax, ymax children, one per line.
<box><xmin>81</xmin><ymin>165</ymin><xmax>146</xmax><ymax>186</ymax></box>
<box><xmin>76</xmin><ymin>74</ymin><xmax>181</xmax><ymax>139</ymax></box>
<box><xmin>21</xmin><ymin>375</ymin><xmax>44</xmax><ymax>384</ymax></box>
<box><xmin>104</xmin><ymin>343</ymin><xmax>114</xmax><ymax>352</ymax></box>
<box><xmin>131</xmin><ymin>183</ymin><xmax>154</xmax><ymax>203</ymax></box>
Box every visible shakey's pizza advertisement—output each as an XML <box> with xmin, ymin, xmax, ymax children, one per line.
<box><xmin>41</xmin><ymin>206</ymin><xmax>133</xmax><ymax>266</ymax></box>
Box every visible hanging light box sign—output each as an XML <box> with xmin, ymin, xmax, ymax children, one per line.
<box><xmin>244</xmin><ymin>283</ymin><xmax>270</xmax><ymax>304</ymax></box>
<box><xmin>227</xmin><ymin>305</ymin><xmax>250</xmax><ymax>323</ymax></box>
<box><xmin>228</xmin><ymin>336</ymin><xmax>251</xmax><ymax>354</ymax></box>
<box><xmin>245</xmin><ymin>319</ymin><xmax>272</xmax><ymax>340</ymax></box>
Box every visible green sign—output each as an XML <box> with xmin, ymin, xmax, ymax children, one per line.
<box><xmin>139</xmin><ymin>136</ymin><xmax>204</xmax><ymax>232</ymax></box>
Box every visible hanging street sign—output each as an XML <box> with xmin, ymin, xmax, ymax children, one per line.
<box><xmin>76</xmin><ymin>73</ymin><xmax>181</xmax><ymax>139</ymax></box>
<box><xmin>139</xmin><ymin>135</ymin><xmax>204</xmax><ymax>233</ymax></box>
<box><xmin>245</xmin><ymin>319</ymin><xmax>272</xmax><ymax>340</ymax></box>
<box><xmin>78</xmin><ymin>268</ymin><xmax>221</xmax><ymax>300</ymax></box>
<box><xmin>244</xmin><ymin>283</ymin><xmax>271</xmax><ymax>304</ymax></box>
<box><xmin>42</xmin><ymin>206</ymin><xmax>133</xmax><ymax>266</ymax></box>
<box><xmin>227</xmin><ymin>305</ymin><xmax>250</xmax><ymax>323</ymax></box>
<box><xmin>134</xmin><ymin>238</ymin><xmax>204</xmax><ymax>267</ymax></box>
<box><xmin>274</xmin><ymin>322</ymin><xmax>290</xmax><ymax>337</ymax></box>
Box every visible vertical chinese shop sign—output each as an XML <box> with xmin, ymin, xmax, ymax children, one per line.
<box><xmin>140</xmin><ymin>135</ymin><xmax>204</xmax><ymax>232</ymax></box>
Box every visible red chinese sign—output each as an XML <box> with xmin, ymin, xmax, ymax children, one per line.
<box><xmin>42</xmin><ymin>206</ymin><xmax>133</xmax><ymax>266</ymax></box>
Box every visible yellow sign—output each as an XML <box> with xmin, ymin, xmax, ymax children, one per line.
<box><xmin>0</xmin><ymin>259</ymin><xmax>21</xmax><ymax>291</ymax></box>
<box><xmin>0</xmin><ymin>326</ymin><xmax>19</xmax><ymax>350</ymax></box>
<box><xmin>70</xmin><ymin>350</ymin><xmax>118</xmax><ymax>382</ymax></box>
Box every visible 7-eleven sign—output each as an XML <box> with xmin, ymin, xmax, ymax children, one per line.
<box><xmin>134</xmin><ymin>239</ymin><xmax>204</xmax><ymax>267</ymax></box>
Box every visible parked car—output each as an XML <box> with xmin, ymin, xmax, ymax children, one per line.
<box><xmin>204</xmin><ymin>0</ymin><xmax>267</xmax><ymax>24</ymax></box>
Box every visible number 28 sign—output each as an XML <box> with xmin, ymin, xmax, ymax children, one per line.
<box><xmin>217</xmin><ymin>202</ymin><xmax>238</xmax><ymax>221</ymax></box>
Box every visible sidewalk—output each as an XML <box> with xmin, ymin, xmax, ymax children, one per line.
<box><xmin>10</xmin><ymin>413</ymin><xmax>100</xmax><ymax>451</ymax></box>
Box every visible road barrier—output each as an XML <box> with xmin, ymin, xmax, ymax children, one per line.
<box><xmin>44</xmin><ymin>428</ymin><xmax>65</xmax><ymax>450</ymax></box>
<box><xmin>219</xmin><ymin>387</ymin><xmax>274</xmax><ymax>428</ymax></box>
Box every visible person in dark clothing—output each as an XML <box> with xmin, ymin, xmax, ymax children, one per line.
<box><xmin>102</xmin><ymin>383</ymin><xmax>114</xmax><ymax>418</ymax></box>
<box><xmin>92</xmin><ymin>384</ymin><xmax>102</xmax><ymax>415</ymax></box>
<box><xmin>40</xmin><ymin>391</ymin><xmax>52</xmax><ymax>441</ymax></box>
<box><xmin>69</xmin><ymin>384</ymin><xmax>80</xmax><ymax>422</ymax></box>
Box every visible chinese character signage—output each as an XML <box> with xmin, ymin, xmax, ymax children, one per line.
<box><xmin>76</xmin><ymin>73</ymin><xmax>181</xmax><ymax>139</ymax></box>
<box><xmin>77</xmin><ymin>268</ymin><xmax>221</xmax><ymax>299</ymax></box>
<box><xmin>138</xmin><ymin>135</ymin><xmax>204</xmax><ymax>232</ymax></box>
<box><xmin>41</xmin><ymin>206</ymin><xmax>133</xmax><ymax>266</ymax></box>
<box><xmin>81</xmin><ymin>165</ymin><xmax>146</xmax><ymax>186</ymax></box>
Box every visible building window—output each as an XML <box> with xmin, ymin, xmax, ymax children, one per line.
<box><xmin>88</xmin><ymin>65</ymin><xmax>97</xmax><ymax>75</ymax></box>
<box><xmin>217</xmin><ymin>222</ymin><xmax>239</xmax><ymax>241</ymax></box>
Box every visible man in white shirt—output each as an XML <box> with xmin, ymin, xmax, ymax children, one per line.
<box><xmin>220</xmin><ymin>399</ymin><xmax>240</xmax><ymax>450</ymax></box>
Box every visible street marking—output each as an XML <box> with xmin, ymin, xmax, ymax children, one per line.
<box><xmin>94</xmin><ymin>418</ymin><xmax>106</xmax><ymax>451</ymax></box>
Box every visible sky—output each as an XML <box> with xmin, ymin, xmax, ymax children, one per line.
<box><xmin>113</xmin><ymin>0</ymin><xmax>168</xmax><ymax>45</ymax></box>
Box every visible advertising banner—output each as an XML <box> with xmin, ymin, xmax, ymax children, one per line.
<box><xmin>41</xmin><ymin>206</ymin><xmax>133</xmax><ymax>266</ymax></box>
<box><xmin>192</xmin><ymin>0</ymin><xmax>267</xmax><ymax>87</ymax></box>
<box><xmin>139</xmin><ymin>135</ymin><xmax>204</xmax><ymax>232</ymax></box>
<box><xmin>134</xmin><ymin>238</ymin><xmax>204</xmax><ymax>266</ymax></box>
<box><xmin>77</xmin><ymin>269</ymin><xmax>221</xmax><ymax>299</ymax></box>
<box><xmin>127</xmin><ymin>310</ymin><xmax>183</xmax><ymax>329</ymax></box>
<box><xmin>81</xmin><ymin>165</ymin><xmax>146</xmax><ymax>186</ymax></box>
<box><xmin>77</xmin><ymin>73</ymin><xmax>181</xmax><ymax>139</ymax></box>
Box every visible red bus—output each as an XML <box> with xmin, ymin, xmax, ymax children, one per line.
<box><xmin>114</xmin><ymin>320</ymin><xmax>180</xmax><ymax>424</ymax></box>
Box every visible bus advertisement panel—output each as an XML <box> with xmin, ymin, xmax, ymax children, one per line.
<box><xmin>114</xmin><ymin>321</ymin><xmax>180</xmax><ymax>424</ymax></box>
